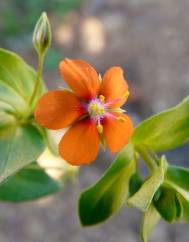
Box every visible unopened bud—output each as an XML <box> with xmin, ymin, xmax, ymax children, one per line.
<box><xmin>33</xmin><ymin>12</ymin><xmax>51</xmax><ymax>55</ymax></box>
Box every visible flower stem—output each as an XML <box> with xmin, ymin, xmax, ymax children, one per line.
<box><xmin>136</xmin><ymin>145</ymin><xmax>158</xmax><ymax>172</ymax></box>
<box><xmin>29</xmin><ymin>53</ymin><xmax>44</xmax><ymax>107</ymax></box>
<box><xmin>25</xmin><ymin>164</ymin><xmax>66</xmax><ymax>171</ymax></box>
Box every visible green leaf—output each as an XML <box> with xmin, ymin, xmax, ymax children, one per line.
<box><xmin>153</xmin><ymin>187</ymin><xmax>178</xmax><ymax>222</ymax></box>
<box><xmin>127</xmin><ymin>156</ymin><xmax>167</xmax><ymax>212</ymax></box>
<box><xmin>79</xmin><ymin>144</ymin><xmax>135</xmax><ymax>226</ymax></box>
<box><xmin>141</xmin><ymin>205</ymin><xmax>161</xmax><ymax>242</ymax></box>
<box><xmin>154</xmin><ymin>165</ymin><xmax>189</xmax><ymax>223</ymax></box>
<box><xmin>165</xmin><ymin>166</ymin><xmax>189</xmax><ymax>202</ymax></box>
<box><xmin>177</xmin><ymin>194</ymin><xmax>189</xmax><ymax>221</ymax></box>
<box><xmin>0</xmin><ymin>48</ymin><xmax>41</xmax><ymax>99</ymax></box>
<box><xmin>0</xmin><ymin>111</ymin><xmax>15</xmax><ymax>128</ymax></box>
<box><xmin>175</xmin><ymin>193</ymin><xmax>183</xmax><ymax>219</ymax></box>
<box><xmin>129</xmin><ymin>171</ymin><xmax>143</xmax><ymax>196</ymax></box>
<box><xmin>0</xmin><ymin>101</ymin><xmax>14</xmax><ymax>113</ymax></box>
<box><xmin>0</xmin><ymin>82</ymin><xmax>28</xmax><ymax>114</ymax></box>
<box><xmin>0</xmin><ymin>162</ymin><xmax>60</xmax><ymax>202</ymax></box>
<box><xmin>132</xmin><ymin>96</ymin><xmax>189</xmax><ymax>151</ymax></box>
<box><xmin>0</xmin><ymin>48</ymin><xmax>44</xmax><ymax>113</ymax></box>
<box><xmin>0</xmin><ymin>124</ymin><xmax>45</xmax><ymax>184</ymax></box>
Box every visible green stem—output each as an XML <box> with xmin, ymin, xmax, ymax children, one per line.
<box><xmin>25</xmin><ymin>164</ymin><xmax>67</xmax><ymax>171</ymax></box>
<box><xmin>136</xmin><ymin>145</ymin><xmax>158</xmax><ymax>172</ymax></box>
<box><xmin>148</xmin><ymin>148</ymin><xmax>160</xmax><ymax>166</ymax></box>
<box><xmin>28</xmin><ymin>53</ymin><xmax>44</xmax><ymax>106</ymax></box>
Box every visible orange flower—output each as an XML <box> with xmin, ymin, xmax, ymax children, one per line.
<box><xmin>34</xmin><ymin>59</ymin><xmax>134</xmax><ymax>166</ymax></box>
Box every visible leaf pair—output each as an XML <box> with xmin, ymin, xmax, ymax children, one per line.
<box><xmin>0</xmin><ymin>49</ymin><xmax>45</xmax><ymax>180</ymax></box>
<box><xmin>140</xmin><ymin>165</ymin><xmax>189</xmax><ymax>242</ymax></box>
<box><xmin>0</xmin><ymin>48</ymin><xmax>60</xmax><ymax>201</ymax></box>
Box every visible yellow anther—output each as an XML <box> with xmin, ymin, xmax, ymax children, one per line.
<box><xmin>124</xmin><ymin>91</ymin><xmax>130</xmax><ymax>99</ymax></box>
<box><xmin>90</xmin><ymin>103</ymin><xmax>97</xmax><ymax>111</ymax></box>
<box><xmin>117</xmin><ymin>116</ymin><xmax>126</xmax><ymax>122</ymax></box>
<box><xmin>98</xmin><ymin>107</ymin><xmax>105</xmax><ymax>114</ymax></box>
<box><xmin>97</xmin><ymin>124</ymin><xmax>103</xmax><ymax>134</ymax></box>
<box><xmin>99</xmin><ymin>95</ymin><xmax>105</xmax><ymax>103</ymax></box>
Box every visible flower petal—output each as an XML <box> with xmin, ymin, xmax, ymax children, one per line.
<box><xmin>103</xmin><ymin>113</ymin><xmax>134</xmax><ymax>153</ymax></box>
<box><xmin>59</xmin><ymin>119</ymin><xmax>100</xmax><ymax>166</ymax></box>
<box><xmin>35</xmin><ymin>90</ymin><xmax>85</xmax><ymax>130</ymax></box>
<box><xmin>59</xmin><ymin>58</ymin><xmax>100</xmax><ymax>100</ymax></box>
<box><xmin>100</xmin><ymin>67</ymin><xmax>129</xmax><ymax>108</ymax></box>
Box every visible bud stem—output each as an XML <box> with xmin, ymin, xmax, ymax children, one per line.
<box><xmin>28</xmin><ymin>12</ymin><xmax>51</xmax><ymax>111</ymax></box>
<box><xmin>28</xmin><ymin>52</ymin><xmax>44</xmax><ymax>107</ymax></box>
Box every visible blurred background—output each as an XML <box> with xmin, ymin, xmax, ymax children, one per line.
<box><xmin>0</xmin><ymin>0</ymin><xmax>189</xmax><ymax>241</ymax></box>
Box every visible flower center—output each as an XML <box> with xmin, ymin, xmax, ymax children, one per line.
<box><xmin>88</xmin><ymin>96</ymin><xmax>106</xmax><ymax>134</ymax></box>
<box><xmin>88</xmin><ymin>100</ymin><xmax>105</xmax><ymax>118</ymax></box>
<box><xmin>87</xmin><ymin>94</ymin><xmax>128</xmax><ymax>135</ymax></box>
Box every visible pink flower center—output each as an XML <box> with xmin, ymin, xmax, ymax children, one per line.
<box><xmin>88</xmin><ymin>100</ymin><xmax>105</xmax><ymax>119</ymax></box>
<box><xmin>86</xmin><ymin>93</ymin><xmax>128</xmax><ymax>134</ymax></box>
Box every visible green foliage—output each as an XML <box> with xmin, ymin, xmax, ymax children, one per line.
<box><xmin>0</xmin><ymin>14</ymin><xmax>60</xmax><ymax>202</ymax></box>
<box><xmin>127</xmin><ymin>156</ymin><xmax>167</xmax><ymax>212</ymax></box>
<box><xmin>129</xmin><ymin>171</ymin><xmax>143</xmax><ymax>196</ymax></box>
<box><xmin>153</xmin><ymin>187</ymin><xmax>179</xmax><ymax>222</ymax></box>
<box><xmin>0</xmin><ymin>124</ymin><xmax>44</xmax><ymax>184</ymax></box>
<box><xmin>138</xmin><ymin>164</ymin><xmax>189</xmax><ymax>241</ymax></box>
<box><xmin>0</xmin><ymin>48</ymin><xmax>45</xmax><ymax>186</ymax></box>
<box><xmin>165</xmin><ymin>166</ymin><xmax>189</xmax><ymax>202</ymax></box>
<box><xmin>0</xmin><ymin>48</ymin><xmax>43</xmax><ymax>112</ymax></box>
<box><xmin>79</xmin><ymin>144</ymin><xmax>135</xmax><ymax>226</ymax></box>
<box><xmin>0</xmin><ymin>162</ymin><xmax>60</xmax><ymax>202</ymax></box>
<box><xmin>152</xmin><ymin>165</ymin><xmax>189</xmax><ymax>224</ymax></box>
<box><xmin>177</xmin><ymin>195</ymin><xmax>189</xmax><ymax>221</ymax></box>
<box><xmin>132</xmin><ymin>96</ymin><xmax>189</xmax><ymax>152</ymax></box>
<box><xmin>141</xmin><ymin>205</ymin><xmax>160</xmax><ymax>242</ymax></box>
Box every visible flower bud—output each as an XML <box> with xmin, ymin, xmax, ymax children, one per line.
<box><xmin>33</xmin><ymin>12</ymin><xmax>51</xmax><ymax>55</ymax></box>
